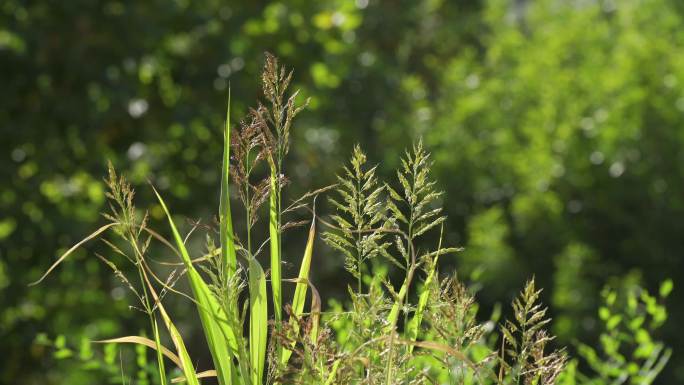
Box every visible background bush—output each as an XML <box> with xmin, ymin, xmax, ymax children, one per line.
<box><xmin>1</xmin><ymin>0</ymin><xmax>681</xmax><ymax>383</ymax></box>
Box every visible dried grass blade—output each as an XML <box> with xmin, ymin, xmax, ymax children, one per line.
<box><xmin>30</xmin><ymin>222</ymin><xmax>119</xmax><ymax>286</ymax></box>
<box><xmin>171</xmin><ymin>370</ymin><xmax>218</xmax><ymax>384</ymax></box>
<box><xmin>94</xmin><ymin>335</ymin><xmax>181</xmax><ymax>369</ymax></box>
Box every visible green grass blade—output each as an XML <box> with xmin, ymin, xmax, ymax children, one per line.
<box><xmin>407</xmin><ymin>224</ymin><xmax>445</xmax><ymax>352</ymax></box>
<box><xmin>221</xmin><ymin>89</ymin><xmax>237</xmax><ymax>278</ymax></box>
<box><xmin>190</xmin><ymin>273</ymin><xmax>236</xmax><ymax>385</ymax></box>
<box><xmin>152</xmin><ymin>318</ymin><xmax>169</xmax><ymax>385</ymax></box>
<box><xmin>153</xmin><ymin>187</ymin><xmax>236</xmax><ymax>385</ymax></box>
<box><xmin>162</xmin><ymin>309</ymin><xmax>201</xmax><ymax>385</ymax></box>
<box><xmin>269</xmin><ymin>169</ymin><xmax>282</xmax><ymax>327</ymax></box>
<box><xmin>387</xmin><ymin>280</ymin><xmax>408</xmax><ymax>327</ymax></box>
<box><xmin>218</xmin><ymin>89</ymin><xmax>242</xmax><ymax>383</ymax></box>
<box><xmin>139</xmin><ymin>260</ymin><xmax>201</xmax><ymax>385</ymax></box>
<box><xmin>249</xmin><ymin>257</ymin><xmax>268</xmax><ymax>385</ymax></box>
<box><xmin>279</xmin><ymin>216</ymin><xmax>316</xmax><ymax>365</ymax></box>
<box><xmin>323</xmin><ymin>360</ymin><xmax>341</xmax><ymax>385</ymax></box>
<box><xmin>407</xmin><ymin>283</ymin><xmax>431</xmax><ymax>351</ymax></box>
<box><xmin>291</xmin><ymin>218</ymin><xmax>315</xmax><ymax>323</ymax></box>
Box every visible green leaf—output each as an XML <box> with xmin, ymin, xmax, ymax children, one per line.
<box><xmin>324</xmin><ymin>360</ymin><xmax>342</xmax><ymax>385</ymax></box>
<box><xmin>407</xmin><ymin>224</ymin><xmax>446</xmax><ymax>352</ymax></box>
<box><xmin>607</xmin><ymin>315</ymin><xmax>622</xmax><ymax>330</ymax></box>
<box><xmin>153</xmin><ymin>187</ymin><xmax>236</xmax><ymax>385</ymax></box>
<box><xmin>139</xmin><ymin>262</ymin><xmax>200</xmax><ymax>385</ymax></box>
<box><xmin>162</xmin><ymin>311</ymin><xmax>201</xmax><ymax>385</ymax></box>
<box><xmin>220</xmin><ymin>88</ymin><xmax>238</xmax><ymax>278</ymax></box>
<box><xmin>387</xmin><ymin>279</ymin><xmax>409</xmax><ymax>327</ymax></box>
<box><xmin>249</xmin><ymin>256</ymin><xmax>267</xmax><ymax>385</ymax></box>
<box><xmin>152</xmin><ymin>318</ymin><xmax>168</xmax><ymax>385</ymax></box>
<box><xmin>659</xmin><ymin>279</ymin><xmax>673</xmax><ymax>298</ymax></box>
<box><xmin>269</xmin><ymin>168</ymin><xmax>282</xmax><ymax>326</ymax></box>
<box><xmin>280</xmin><ymin>216</ymin><xmax>316</xmax><ymax>365</ymax></box>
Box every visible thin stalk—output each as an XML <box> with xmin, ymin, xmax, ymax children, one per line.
<box><xmin>356</xmin><ymin>169</ymin><xmax>363</xmax><ymax>294</ymax></box>
<box><xmin>128</xmin><ymin>232</ymin><xmax>167</xmax><ymax>385</ymax></box>
<box><xmin>245</xmin><ymin>150</ymin><xmax>252</xmax><ymax>255</ymax></box>
<box><xmin>387</xmin><ymin>162</ymin><xmax>420</xmax><ymax>385</ymax></box>
<box><xmin>151</xmin><ymin>317</ymin><xmax>168</xmax><ymax>385</ymax></box>
<box><xmin>138</xmin><ymin>254</ymin><xmax>201</xmax><ymax>385</ymax></box>
<box><xmin>400</xmin><ymin>172</ymin><xmax>416</xmax><ymax>384</ymax></box>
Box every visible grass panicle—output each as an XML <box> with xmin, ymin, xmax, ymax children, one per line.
<box><xmin>322</xmin><ymin>145</ymin><xmax>392</xmax><ymax>294</ymax></box>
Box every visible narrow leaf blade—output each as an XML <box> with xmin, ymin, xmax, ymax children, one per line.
<box><xmin>280</xmin><ymin>216</ymin><xmax>316</xmax><ymax>365</ymax></box>
<box><xmin>153</xmin><ymin>187</ymin><xmax>236</xmax><ymax>385</ymax></box>
<box><xmin>249</xmin><ymin>257</ymin><xmax>268</xmax><ymax>385</ymax></box>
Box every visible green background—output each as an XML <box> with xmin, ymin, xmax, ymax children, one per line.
<box><xmin>1</xmin><ymin>0</ymin><xmax>682</xmax><ymax>383</ymax></box>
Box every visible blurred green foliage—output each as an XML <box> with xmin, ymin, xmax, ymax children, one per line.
<box><xmin>1</xmin><ymin>0</ymin><xmax>682</xmax><ymax>383</ymax></box>
<box><xmin>575</xmin><ymin>279</ymin><xmax>672</xmax><ymax>384</ymax></box>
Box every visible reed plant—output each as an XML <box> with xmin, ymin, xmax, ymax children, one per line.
<box><xmin>32</xmin><ymin>54</ymin><xmax>670</xmax><ymax>385</ymax></box>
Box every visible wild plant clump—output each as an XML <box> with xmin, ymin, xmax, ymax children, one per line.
<box><xmin>33</xmin><ymin>55</ymin><xmax>671</xmax><ymax>385</ymax></box>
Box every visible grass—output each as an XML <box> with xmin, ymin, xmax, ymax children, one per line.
<box><xmin>33</xmin><ymin>54</ymin><xmax>672</xmax><ymax>385</ymax></box>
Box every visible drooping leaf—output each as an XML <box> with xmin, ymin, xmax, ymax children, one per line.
<box><xmin>94</xmin><ymin>335</ymin><xmax>181</xmax><ymax>368</ymax></box>
<box><xmin>30</xmin><ymin>222</ymin><xmax>118</xmax><ymax>286</ymax></box>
